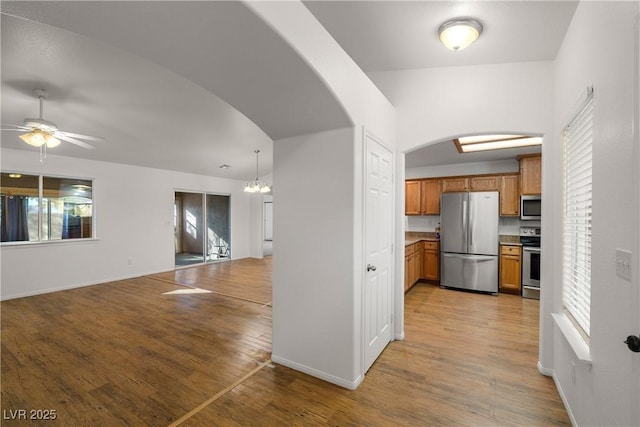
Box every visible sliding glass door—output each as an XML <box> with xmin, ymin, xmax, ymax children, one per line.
<box><xmin>174</xmin><ymin>192</ymin><xmax>230</xmax><ymax>267</ymax></box>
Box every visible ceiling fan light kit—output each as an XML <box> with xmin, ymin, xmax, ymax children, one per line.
<box><xmin>19</xmin><ymin>129</ymin><xmax>61</xmax><ymax>148</ymax></box>
<box><xmin>438</xmin><ymin>18</ymin><xmax>483</xmax><ymax>51</ymax></box>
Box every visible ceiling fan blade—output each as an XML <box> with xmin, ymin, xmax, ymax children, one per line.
<box><xmin>57</xmin><ymin>134</ymin><xmax>95</xmax><ymax>149</ymax></box>
<box><xmin>57</xmin><ymin>130</ymin><xmax>105</xmax><ymax>142</ymax></box>
<box><xmin>1</xmin><ymin>124</ymin><xmax>30</xmax><ymax>131</ymax></box>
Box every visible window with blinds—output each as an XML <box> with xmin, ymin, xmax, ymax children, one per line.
<box><xmin>562</xmin><ymin>88</ymin><xmax>593</xmax><ymax>339</ymax></box>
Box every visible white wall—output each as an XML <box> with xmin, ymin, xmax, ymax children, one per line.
<box><xmin>370</xmin><ymin>61</ymin><xmax>554</xmax><ymax>152</ymax></box>
<box><xmin>551</xmin><ymin>2</ymin><xmax>639</xmax><ymax>426</ymax></box>
<box><xmin>405</xmin><ymin>159</ymin><xmax>519</xmax><ymax>179</ymax></box>
<box><xmin>0</xmin><ymin>148</ymin><xmax>257</xmax><ymax>300</ymax></box>
<box><xmin>247</xmin><ymin>1</ymin><xmax>397</xmax><ymax>388</ymax></box>
<box><xmin>371</xmin><ymin>60</ymin><xmax>554</xmax><ymax>359</ymax></box>
<box><xmin>271</xmin><ymin>127</ymin><xmax>359</xmax><ymax>387</ymax></box>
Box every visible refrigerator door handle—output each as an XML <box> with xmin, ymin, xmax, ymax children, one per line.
<box><xmin>442</xmin><ymin>253</ymin><xmax>495</xmax><ymax>262</ymax></box>
<box><xmin>469</xmin><ymin>199</ymin><xmax>474</xmax><ymax>248</ymax></box>
<box><xmin>462</xmin><ymin>199</ymin><xmax>468</xmax><ymax>248</ymax></box>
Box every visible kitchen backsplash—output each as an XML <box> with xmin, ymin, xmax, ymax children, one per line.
<box><xmin>406</xmin><ymin>215</ymin><xmax>538</xmax><ymax>235</ymax></box>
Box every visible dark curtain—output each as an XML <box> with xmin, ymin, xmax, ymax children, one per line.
<box><xmin>1</xmin><ymin>196</ymin><xmax>29</xmax><ymax>242</ymax></box>
<box><xmin>62</xmin><ymin>203</ymin><xmax>81</xmax><ymax>239</ymax></box>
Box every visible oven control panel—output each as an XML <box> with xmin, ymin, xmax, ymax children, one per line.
<box><xmin>520</xmin><ymin>226</ymin><xmax>541</xmax><ymax>237</ymax></box>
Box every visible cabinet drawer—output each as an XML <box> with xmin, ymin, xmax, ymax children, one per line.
<box><xmin>500</xmin><ymin>245</ymin><xmax>521</xmax><ymax>255</ymax></box>
<box><xmin>405</xmin><ymin>243</ymin><xmax>416</xmax><ymax>256</ymax></box>
<box><xmin>423</xmin><ymin>241</ymin><xmax>438</xmax><ymax>251</ymax></box>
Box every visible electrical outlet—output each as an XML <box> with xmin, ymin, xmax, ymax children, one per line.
<box><xmin>615</xmin><ymin>249</ymin><xmax>632</xmax><ymax>281</ymax></box>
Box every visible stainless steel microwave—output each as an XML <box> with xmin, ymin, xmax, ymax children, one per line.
<box><xmin>520</xmin><ymin>195</ymin><xmax>541</xmax><ymax>220</ymax></box>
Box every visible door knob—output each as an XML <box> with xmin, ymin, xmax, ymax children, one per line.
<box><xmin>367</xmin><ymin>264</ymin><xmax>377</xmax><ymax>272</ymax></box>
<box><xmin>624</xmin><ymin>335</ymin><xmax>640</xmax><ymax>353</ymax></box>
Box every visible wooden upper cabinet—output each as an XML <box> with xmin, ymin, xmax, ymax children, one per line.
<box><xmin>441</xmin><ymin>177</ymin><xmax>469</xmax><ymax>193</ymax></box>
<box><xmin>420</xmin><ymin>179</ymin><xmax>441</xmax><ymax>215</ymax></box>
<box><xmin>518</xmin><ymin>154</ymin><xmax>542</xmax><ymax>195</ymax></box>
<box><xmin>405</xmin><ymin>180</ymin><xmax>422</xmax><ymax>215</ymax></box>
<box><xmin>469</xmin><ymin>176</ymin><xmax>499</xmax><ymax>191</ymax></box>
<box><xmin>406</xmin><ymin>179</ymin><xmax>441</xmax><ymax>215</ymax></box>
<box><xmin>500</xmin><ymin>174</ymin><xmax>520</xmax><ymax>216</ymax></box>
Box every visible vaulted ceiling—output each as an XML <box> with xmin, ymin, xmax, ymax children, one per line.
<box><xmin>1</xmin><ymin>1</ymin><xmax>350</xmax><ymax>179</ymax></box>
<box><xmin>1</xmin><ymin>1</ymin><xmax>578</xmax><ymax>175</ymax></box>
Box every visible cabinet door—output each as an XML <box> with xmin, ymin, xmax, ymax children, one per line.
<box><xmin>469</xmin><ymin>176</ymin><xmax>499</xmax><ymax>191</ymax></box>
<box><xmin>405</xmin><ymin>180</ymin><xmax>422</xmax><ymax>215</ymax></box>
<box><xmin>422</xmin><ymin>246</ymin><xmax>440</xmax><ymax>281</ymax></box>
<box><xmin>499</xmin><ymin>246</ymin><xmax>522</xmax><ymax>294</ymax></box>
<box><xmin>441</xmin><ymin>177</ymin><xmax>469</xmax><ymax>193</ymax></box>
<box><xmin>421</xmin><ymin>179</ymin><xmax>441</xmax><ymax>214</ymax></box>
<box><xmin>404</xmin><ymin>255</ymin><xmax>411</xmax><ymax>292</ymax></box>
<box><xmin>519</xmin><ymin>154</ymin><xmax>542</xmax><ymax>195</ymax></box>
<box><xmin>500</xmin><ymin>175</ymin><xmax>520</xmax><ymax>216</ymax></box>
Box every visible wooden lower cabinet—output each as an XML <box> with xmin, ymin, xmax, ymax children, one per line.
<box><xmin>499</xmin><ymin>244</ymin><xmax>522</xmax><ymax>295</ymax></box>
<box><xmin>422</xmin><ymin>241</ymin><xmax>439</xmax><ymax>282</ymax></box>
<box><xmin>405</xmin><ymin>243</ymin><xmax>422</xmax><ymax>292</ymax></box>
<box><xmin>405</xmin><ymin>240</ymin><xmax>439</xmax><ymax>292</ymax></box>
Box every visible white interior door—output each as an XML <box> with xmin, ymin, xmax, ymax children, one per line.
<box><xmin>263</xmin><ymin>201</ymin><xmax>273</xmax><ymax>241</ymax></box>
<box><xmin>363</xmin><ymin>133</ymin><xmax>394</xmax><ymax>373</ymax></box>
<box><xmin>632</xmin><ymin>12</ymin><xmax>640</xmax><ymax>426</ymax></box>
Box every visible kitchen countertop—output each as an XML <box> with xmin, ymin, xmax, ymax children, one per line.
<box><xmin>406</xmin><ymin>233</ymin><xmax>521</xmax><ymax>247</ymax></box>
<box><xmin>499</xmin><ymin>235</ymin><xmax>522</xmax><ymax>246</ymax></box>
<box><xmin>405</xmin><ymin>232</ymin><xmax>439</xmax><ymax>247</ymax></box>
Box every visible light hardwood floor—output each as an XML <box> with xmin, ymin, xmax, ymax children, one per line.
<box><xmin>1</xmin><ymin>258</ymin><xmax>569</xmax><ymax>426</ymax></box>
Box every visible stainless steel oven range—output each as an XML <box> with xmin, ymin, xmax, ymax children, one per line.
<box><xmin>520</xmin><ymin>226</ymin><xmax>541</xmax><ymax>299</ymax></box>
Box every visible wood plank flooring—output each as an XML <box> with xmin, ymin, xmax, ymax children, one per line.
<box><xmin>1</xmin><ymin>258</ymin><xmax>569</xmax><ymax>426</ymax></box>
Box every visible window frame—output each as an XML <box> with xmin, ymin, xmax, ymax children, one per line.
<box><xmin>0</xmin><ymin>171</ymin><xmax>96</xmax><ymax>245</ymax></box>
<box><xmin>562</xmin><ymin>87</ymin><xmax>594</xmax><ymax>342</ymax></box>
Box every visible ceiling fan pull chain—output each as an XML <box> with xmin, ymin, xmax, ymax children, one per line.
<box><xmin>39</xmin><ymin>144</ymin><xmax>47</xmax><ymax>163</ymax></box>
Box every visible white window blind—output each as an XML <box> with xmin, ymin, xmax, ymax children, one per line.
<box><xmin>562</xmin><ymin>88</ymin><xmax>594</xmax><ymax>338</ymax></box>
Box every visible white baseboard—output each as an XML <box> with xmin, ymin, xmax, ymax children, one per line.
<box><xmin>537</xmin><ymin>362</ymin><xmax>578</xmax><ymax>426</ymax></box>
<box><xmin>271</xmin><ymin>354</ymin><xmax>363</xmax><ymax>390</ymax></box>
<box><xmin>0</xmin><ymin>267</ymin><xmax>177</xmax><ymax>301</ymax></box>
<box><xmin>552</xmin><ymin>371</ymin><xmax>578</xmax><ymax>427</ymax></box>
<box><xmin>537</xmin><ymin>361</ymin><xmax>554</xmax><ymax>377</ymax></box>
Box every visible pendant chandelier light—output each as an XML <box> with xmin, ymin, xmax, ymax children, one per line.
<box><xmin>244</xmin><ymin>150</ymin><xmax>271</xmax><ymax>193</ymax></box>
<box><xmin>438</xmin><ymin>18</ymin><xmax>483</xmax><ymax>51</ymax></box>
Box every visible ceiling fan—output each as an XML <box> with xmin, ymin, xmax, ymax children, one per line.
<box><xmin>1</xmin><ymin>88</ymin><xmax>105</xmax><ymax>160</ymax></box>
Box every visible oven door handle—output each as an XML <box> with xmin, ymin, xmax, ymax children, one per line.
<box><xmin>523</xmin><ymin>247</ymin><xmax>541</xmax><ymax>253</ymax></box>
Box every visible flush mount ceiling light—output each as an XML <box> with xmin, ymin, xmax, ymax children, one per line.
<box><xmin>454</xmin><ymin>134</ymin><xmax>542</xmax><ymax>153</ymax></box>
<box><xmin>438</xmin><ymin>18</ymin><xmax>483</xmax><ymax>51</ymax></box>
<box><xmin>244</xmin><ymin>150</ymin><xmax>271</xmax><ymax>193</ymax></box>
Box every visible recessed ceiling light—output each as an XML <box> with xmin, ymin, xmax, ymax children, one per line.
<box><xmin>219</xmin><ymin>164</ymin><xmax>231</xmax><ymax>169</ymax></box>
<box><xmin>8</xmin><ymin>174</ymin><xmax>22</xmax><ymax>178</ymax></box>
<box><xmin>454</xmin><ymin>135</ymin><xmax>542</xmax><ymax>153</ymax></box>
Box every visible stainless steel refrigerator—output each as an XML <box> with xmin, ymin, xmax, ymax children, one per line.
<box><xmin>440</xmin><ymin>191</ymin><xmax>499</xmax><ymax>293</ymax></box>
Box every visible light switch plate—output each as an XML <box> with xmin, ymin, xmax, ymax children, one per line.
<box><xmin>615</xmin><ymin>249</ymin><xmax>632</xmax><ymax>281</ymax></box>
